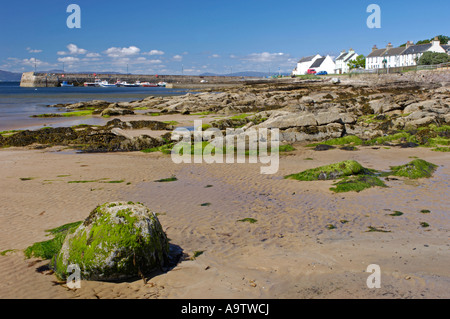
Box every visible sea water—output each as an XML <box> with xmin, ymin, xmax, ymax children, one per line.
<box><xmin>0</xmin><ymin>82</ymin><xmax>189</xmax><ymax>131</ymax></box>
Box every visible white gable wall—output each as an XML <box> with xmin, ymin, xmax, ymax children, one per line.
<box><xmin>312</xmin><ymin>55</ymin><xmax>336</xmax><ymax>74</ymax></box>
<box><xmin>293</xmin><ymin>54</ymin><xmax>322</xmax><ymax>75</ymax></box>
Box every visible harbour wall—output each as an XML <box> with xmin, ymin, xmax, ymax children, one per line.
<box><xmin>19</xmin><ymin>72</ymin><xmax>258</xmax><ymax>87</ymax></box>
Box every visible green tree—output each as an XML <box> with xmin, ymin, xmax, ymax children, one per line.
<box><xmin>348</xmin><ymin>54</ymin><xmax>366</xmax><ymax>70</ymax></box>
<box><xmin>400</xmin><ymin>35</ymin><xmax>449</xmax><ymax>47</ymax></box>
<box><xmin>418</xmin><ymin>51</ymin><xmax>450</xmax><ymax>65</ymax></box>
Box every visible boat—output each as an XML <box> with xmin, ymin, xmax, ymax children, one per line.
<box><xmin>98</xmin><ymin>80</ymin><xmax>117</xmax><ymax>88</ymax></box>
<box><xmin>117</xmin><ymin>81</ymin><xmax>140</xmax><ymax>87</ymax></box>
<box><xmin>60</xmin><ymin>81</ymin><xmax>74</xmax><ymax>87</ymax></box>
<box><xmin>157</xmin><ymin>82</ymin><xmax>167</xmax><ymax>87</ymax></box>
<box><xmin>139</xmin><ymin>82</ymin><xmax>158</xmax><ymax>87</ymax></box>
<box><xmin>84</xmin><ymin>78</ymin><xmax>101</xmax><ymax>87</ymax></box>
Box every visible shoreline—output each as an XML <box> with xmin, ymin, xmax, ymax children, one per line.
<box><xmin>0</xmin><ymin>78</ymin><xmax>449</xmax><ymax>299</ymax></box>
<box><xmin>0</xmin><ymin>145</ymin><xmax>448</xmax><ymax>299</ymax></box>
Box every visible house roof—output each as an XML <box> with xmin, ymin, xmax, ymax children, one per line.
<box><xmin>310</xmin><ymin>57</ymin><xmax>326</xmax><ymax>68</ymax></box>
<box><xmin>367</xmin><ymin>48</ymin><xmax>387</xmax><ymax>58</ymax></box>
<box><xmin>402</xmin><ymin>43</ymin><xmax>432</xmax><ymax>55</ymax></box>
<box><xmin>384</xmin><ymin>47</ymin><xmax>407</xmax><ymax>57</ymax></box>
<box><xmin>344</xmin><ymin>52</ymin><xmax>358</xmax><ymax>62</ymax></box>
<box><xmin>298</xmin><ymin>55</ymin><xmax>318</xmax><ymax>63</ymax></box>
<box><xmin>442</xmin><ymin>45</ymin><xmax>450</xmax><ymax>52</ymax></box>
<box><xmin>335</xmin><ymin>52</ymin><xmax>348</xmax><ymax>61</ymax></box>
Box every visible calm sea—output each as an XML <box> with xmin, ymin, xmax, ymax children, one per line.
<box><xmin>0</xmin><ymin>82</ymin><xmax>189</xmax><ymax>131</ymax></box>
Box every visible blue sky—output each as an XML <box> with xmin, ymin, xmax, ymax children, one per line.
<box><xmin>1</xmin><ymin>0</ymin><xmax>448</xmax><ymax>74</ymax></box>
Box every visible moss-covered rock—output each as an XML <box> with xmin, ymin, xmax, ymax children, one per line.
<box><xmin>389</xmin><ymin>159</ymin><xmax>438</xmax><ymax>179</ymax></box>
<box><xmin>51</xmin><ymin>202</ymin><xmax>169</xmax><ymax>281</ymax></box>
<box><xmin>330</xmin><ymin>175</ymin><xmax>387</xmax><ymax>193</ymax></box>
<box><xmin>285</xmin><ymin>160</ymin><xmax>367</xmax><ymax>181</ymax></box>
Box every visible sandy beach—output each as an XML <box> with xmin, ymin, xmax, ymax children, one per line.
<box><xmin>0</xmin><ymin>142</ymin><xmax>448</xmax><ymax>299</ymax></box>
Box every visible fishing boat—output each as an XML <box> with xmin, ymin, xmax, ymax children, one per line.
<box><xmin>157</xmin><ymin>82</ymin><xmax>167</xmax><ymax>87</ymax></box>
<box><xmin>84</xmin><ymin>78</ymin><xmax>101</xmax><ymax>87</ymax></box>
<box><xmin>140</xmin><ymin>82</ymin><xmax>158</xmax><ymax>87</ymax></box>
<box><xmin>117</xmin><ymin>81</ymin><xmax>140</xmax><ymax>87</ymax></box>
<box><xmin>98</xmin><ymin>80</ymin><xmax>117</xmax><ymax>87</ymax></box>
<box><xmin>60</xmin><ymin>81</ymin><xmax>74</xmax><ymax>87</ymax></box>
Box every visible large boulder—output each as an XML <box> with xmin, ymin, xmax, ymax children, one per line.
<box><xmin>52</xmin><ymin>202</ymin><xmax>170</xmax><ymax>281</ymax></box>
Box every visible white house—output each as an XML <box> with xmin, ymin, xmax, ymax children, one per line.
<box><xmin>292</xmin><ymin>54</ymin><xmax>321</xmax><ymax>75</ymax></box>
<box><xmin>334</xmin><ymin>49</ymin><xmax>359</xmax><ymax>74</ymax></box>
<box><xmin>366</xmin><ymin>37</ymin><xmax>450</xmax><ymax>69</ymax></box>
<box><xmin>308</xmin><ymin>55</ymin><xmax>336</xmax><ymax>74</ymax></box>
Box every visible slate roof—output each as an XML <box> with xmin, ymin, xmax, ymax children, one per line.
<box><xmin>344</xmin><ymin>52</ymin><xmax>358</xmax><ymax>62</ymax></box>
<box><xmin>335</xmin><ymin>52</ymin><xmax>348</xmax><ymax>61</ymax></box>
<box><xmin>298</xmin><ymin>55</ymin><xmax>318</xmax><ymax>63</ymax></box>
<box><xmin>402</xmin><ymin>44</ymin><xmax>432</xmax><ymax>55</ymax></box>
<box><xmin>367</xmin><ymin>48</ymin><xmax>387</xmax><ymax>58</ymax></box>
<box><xmin>310</xmin><ymin>57</ymin><xmax>326</xmax><ymax>68</ymax></box>
<box><xmin>384</xmin><ymin>47</ymin><xmax>407</xmax><ymax>57</ymax></box>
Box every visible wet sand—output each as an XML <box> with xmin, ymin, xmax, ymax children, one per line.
<box><xmin>0</xmin><ymin>143</ymin><xmax>448</xmax><ymax>299</ymax></box>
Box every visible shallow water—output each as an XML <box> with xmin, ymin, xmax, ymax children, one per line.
<box><xmin>0</xmin><ymin>82</ymin><xmax>189</xmax><ymax>131</ymax></box>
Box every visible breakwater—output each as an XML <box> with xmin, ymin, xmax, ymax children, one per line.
<box><xmin>20</xmin><ymin>72</ymin><xmax>258</xmax><ymax>88</ymax></box>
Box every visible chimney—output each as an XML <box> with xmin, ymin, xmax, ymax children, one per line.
<box><xmin>372</xmin><ymin>45</ymin><xmax>378</xmax><ymax>52</ymax></box>
<box><xmin>386</xmin><ymin>42</ymin><xmax>393</xmax><ymax>49</ymax></box>
<box><xmin>432</xmin><ymin>36</ymin><xmax>440</xmax><ymax>46</ymax></box>
<box><xmin>406</xmin><ymin>41</ymin><xmax>413</xmax><ymax>48</ymax></box>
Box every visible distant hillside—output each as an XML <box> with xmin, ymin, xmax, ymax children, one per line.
<box><xmin>0</xmin><ymin>70</ymin><xmax>22</xmax><ymax>82</ymax></box>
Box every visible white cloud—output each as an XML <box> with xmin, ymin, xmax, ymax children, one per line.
<box><xmin>57</xmin><ymin>57</ymin><xmax>80</xmax><ymax>63</ymax></box>
<box><xmin>242</xmin><ymin>52</ymin><xmax>287</xmax><ymax>62</ymax></box>
<box><xmin>210</xmin><ymin>54</ymin><xmax>220</xmax><ymax>58</ymax></box>
<box><xmin>144</xmin><ymin>50</ymin><xmax>165</xmax><ymax>56</ymax></box>
<box><xmin>105</xmin><ymin>46</ymin><xmax>140</xmax><ymax>58</ymax></box>
<box><xmin>173</xmin><ymin>55</ymin><xmax>183</xmax><ymax>61</ymax></box>
<box><xmin>58</xmin><ymin>44</ymin><xmax>87</xmax><ymax>56</ymax></box>
<box><xmin>26</xmin><ymin>48</ymin><xmax>42</xmax><ymax>53</ymax></box>
<box><xmin>86</xmin><ymin>52</ymin><xmax>101</xmax><ymax>58</ymax></box>
<box><xmin>68</xmin><ymin>44</ymin><xmax>87</xmax><ymax>55</ymax></box>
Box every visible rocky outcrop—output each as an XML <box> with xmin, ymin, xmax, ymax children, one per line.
<box><xmin>0</xmin><ymin>120</ymin><xmax>170</xmax><ymax>152</ymax></box>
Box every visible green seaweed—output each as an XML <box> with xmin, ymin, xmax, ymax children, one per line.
<box><xmin>388</xmin><ymin>211</ymin><xmax>404</xmax><ymax>217</ymax></box>
<box><xmin>388</xmin><ymin>159</ymin><xmax>438</xmax><ymax>179</ymax></box>
<box><xmin>366</xmin><ymin>226</ymin><xmax>391</xmax><ymax>233</ymax></box>
<box><xmin>200</xmin><ymin>203</ymin><xmax>211</xmax><ymax>207</ymax></box>
<box><xmin>330</xmin><ymin>175</ymin><xmax>387</xmax><ymax>193</ymax></box>
<box><xmin>0</xmin><ymin>249</ymin><xmax>17</xmax><ymax>256</ymax></box>
<box><xmin>154</xmin><ymin>176</ymin><xmax>178</xmax><ymax>183</ymax></box>
<box><xmin>285</xmin><ymin>160</ymin><xmax>368</xmax><ymax>181</ymax></box>
<box><xmin>420</xmin><ymin>222</ymin><xmax>430</xmax><ymax>228</ymax></box>
<box><xmin>191</xmin><ymin>250</ymin><xmax>204</xmax><ymax>260</ymax></box>
<box><xmin>24</xmin><ymin>221</ymin><xmax>82</xmax><ymax>259</ymax></box>
<box><xmin>306</xmin><ymin>135</ymin><xmax>363</xmax><ymax>147</ymax></box>
<box><xmin>237</xmin><ymin>218</ymin><xmax>258</xmax><ymax>224</ymax></box>
<box><xmin>420</xmin><ymin>209</ymin><xmax>431</xmax><ymax>214</ymax></box>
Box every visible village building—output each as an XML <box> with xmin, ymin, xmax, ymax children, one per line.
<box><xmin>292</xmin><ymin>54</ymin><xmax>336</xmax><ymax>75</ymax></box>
<box><xmin>292</xmin><ymin>54</ymin><xmax>322</xmax><ymax>75</ymax></box>
<box><xmin>366</xmin><ymin>37</ymin><xmax>450</xmax><ymax>70</ymax></box>
<box><xmin>334</xmin><ymin>49</ymin><xmax>359</xmax><ymax>74</ymax></box>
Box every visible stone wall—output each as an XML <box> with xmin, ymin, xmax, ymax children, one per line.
<box><xmin>20</xmin><ymin>72</ymin><xmax>257</xmax><ymax>87</ymax></box>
